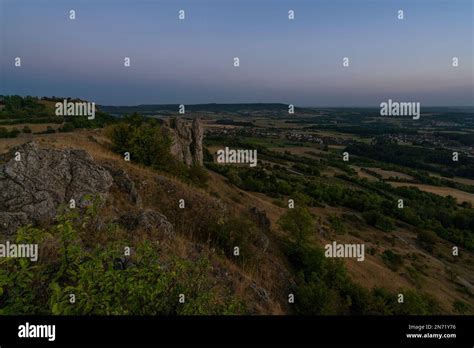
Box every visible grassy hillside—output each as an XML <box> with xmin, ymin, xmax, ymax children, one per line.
<box><xmin>0</xmin><ymin>98</ymin><xmax>473</xmax><ymax>315</ymax></box>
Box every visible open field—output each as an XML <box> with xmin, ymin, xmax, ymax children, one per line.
<box><xmin>270</xmin><ymin>146</ymin><xmax>326</xmax><ymax>156</ymax></box>
<box><xmin>351</xmin><ymin>166</ymin><xmax>378</xmax><ymax>181</ymax></box>
<box><xmin>389</xmin><ymin>182</ymin><xmax>474</xmax><ymax>205</ymax></box>
<box><xmin>431</xmin><ymin>174</ymin><xmax>474</xmax><ymax>187</ymax></box>
<box><xmin>365</xmin><ymin>167</ymin><xmax>414</xmax><ymax>180</ymax></box>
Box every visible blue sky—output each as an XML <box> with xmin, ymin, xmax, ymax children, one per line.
<box><xmin>0</xmin><ymin>0</ymin><xmax>472</xmax><ymax>106</ymax></box>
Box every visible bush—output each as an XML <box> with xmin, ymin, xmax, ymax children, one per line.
<box><xmin>108</xmin><ymin>114</ymin><xmax>208</xmax><ymax>187</ymax></box>
<box><xmin>48</xmin><ymin>246</ymin><xmax>241</xmax><ymax>315</ymax></box>
<box><xmin>328</xmin><ymin>215</ymin><xmax>347</xmax><ymax>234</ymax></box>
<box><xmin>36</xmin><ymin>126</ymin><xmax>56</xmax><ymax>134</ymax></box>
<box><xmin>278</xmin><ymin>207</ymin><xmax>314</xmax><ymax>247</ymax></box>
<box><xmin>22</xmin><ymin>125</ymin><xmax>32</xmax><ymax>133</ymax></box>
<box><xmin>108</xmin><ymin>115</ymin><xmax>173</xmax><ymax>169</ymax></box>
<box><xmin>284</xmin><ymin>241</ymin><xmax>350</xmax><ymax>314</ymax></box>
<box><xmin>0</xmin><ymin>127</ymin><xmax>20</xmax><ymax>138</ymax></box>
<box><xmin>381</xmin><ymin>249</ymin><xmax>404</xmax><ymax>271</ymax></box>
<box><xmin>209</xmin><ymin>216</ymin><xmax>261</xmax><ymax>267</ymax></box>
<box><xmin>363</xmin><ymin>210</ymin><xmax>395</xmax><ymax>232</ymax></box>
<box><xmin>0</xmin><ymin>206</ymin><xmax>244</xmax><ymax>315</ymax></box>
<box><xmin>396</xmin><ymin>289</ymin><xmax>441</xmax><ymax>315</ymax></box>
<box><xmin>417</xmin><ymin>230</ymin><xmax>437</xmax><ymax>252</ymax></box>
<box><xmin>58</xmin><ymin>122</ymin><xmax>75</xmax><ymax>132</ymax></box>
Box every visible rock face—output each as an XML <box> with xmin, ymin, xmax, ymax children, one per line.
<box><xmin>249</xmin><ymin>207</ymin><xmax>270</xmax><ymax>252</ymax></box>
<box><xmin>118</xmin><ymin>209</ymin><xmax>175</xmax><ymax>239</ymax></box>
<box><xmin>0</xmin><ymin>142</ymin><xmax>113</xmax><ymax>235</ymax></box>
<box><xmin>102</xmin><ymin>164</ymin><xmax>142</xmax><ymax>207</ymax></box>
<box><xmin>166</xmin><ymin>117</ymin><xmax>203</xmax><ymax>166</ymax></box>
<box><xmin>0</xmin><ymin>142</ymin><xmax>177</xmax><ymax>239</ymax></box>
<box><xmin>191</xmin><ymin>117</ymin><xmax>204</xmax><ymax>165</ymax></box>
<box><xmin>0</xmin><ymin>213</ymin><xmax>28</xmax><ymax>237</ymax></box>
<box><xmin>249</xmin><ymin>207</ymin><xmax>271</xmax><ymax>231</ymax></box>
<box><xmin>250</xmin><ymin>281</ymin><xmax>270</xmax><ymax>302</ymax></box>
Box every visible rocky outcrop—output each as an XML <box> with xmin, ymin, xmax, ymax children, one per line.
<box><xmin>249</xmin><ymin>207</ymin><xmax>270</xmax><ymax>252</ymax></box>
<box><xmin>249</xmin><ymin>207</ymin><xmax>271</xmax><ymax>252</ymax></box>
<box><xmin>0</xmin><ymin>142</ymin><xmax>113</xmax><ymax>235</ymax></box>
<box><xmin>118</xmin><ymin>209</ymin><xmax>174</xmax><ymax>239</ymax></box>
<box><xmin>250</xmin><ymin>281</ymin><xmax>270</xmax><ymax>302</ymax></box>
<box><xmin>165</xmin><ymin>117</ymin><xmax>203</xmax><ymax>166</ymax></box>
<box><xmin>102</xmin><ymin>164</ymin><xmax>142</xmax><ymax>207</ymax></box>
<box><xmin>191</xmin><ymin>117</ymin><xmax>204</xmax><ymax>165</ymax></box>
<box><xmin>0</xmin><ymin>212</ymin><xmax>28</xmax><ymax>237</ymax></box>
<box><xmin>249</xmin><ymin>207</ymin><xmax>271</xmax><ymax>231</ymax></box>
<box><xmin>0</xmin><ymin>142</ymin><xmax>180</xmax><ymax>239</ymax></box>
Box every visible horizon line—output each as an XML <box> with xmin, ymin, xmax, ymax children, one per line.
<box><xmin>1</xmin><ymin>95</ymin><xmax>473</xmax><ymax>109</ymax></box>
<box><xmin>99</xmin><ymin>103</ymin><xmax>474</xmax><ymax>109</ymax></box>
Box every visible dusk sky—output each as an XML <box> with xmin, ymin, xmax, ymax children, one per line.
<box><xmin>0</xmin><ymin>0</ymin><xmax>472</xmax><ymax>106</ymax></box>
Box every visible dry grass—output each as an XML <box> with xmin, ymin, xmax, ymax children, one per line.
<box><xmin>366</xmin><ymin>167</ymin><xmax>414</xmax><ymax>180</ymax></box>
<box><xmin>2</xmin><ymin>128</ymin><xmax>473</xmax><ymax>314</ymax></box>
<box><xmin>351</xmin><ymin>166</ymin><xmax>378</xmax><ymax>182</ymax></box>
<box><xmin>1</xmin><ymin>123</ymin><xmax>62</xmax><ymax>132</ymax></box>
<box><xmin>431</xmin><ymin>174</ymin><xmax>474</xmax><ymax>187</ymax></box>
<box><xmin>389</xmin><ymin>182</ymin><xmax>474</xmax><ymax>205</ymax></box>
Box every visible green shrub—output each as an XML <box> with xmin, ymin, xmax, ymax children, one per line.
<box><xmin>0</xmin><ymin>127</ymin><xmax>20</xmax><ymax>138</ymax></box>
<box><xmin>22</xmin><ymin>125</ymin><xmax>32</xmax><ymax>133</ymax></box>
<box><xmin>396</xmin><ymin>289</ymin><xmax>441</xmax><ymax>315</ymax></box>
<box><xmin>206</xmin><ymin>216</ymin><xmax>262</xmax><ymax>268</ymax></box>
<box><xmin>417</xmin><ymin>230</ymin><xmax>437</xmax><ymax>252</ymax></box>
<box><xmin>108</xmin><ymin>114</ymin><xmax>208</xmax><ymax>187</ymax></box>
<box><xmin>58</xmin><ymin>122</ymin><xmax>75</xmax><ymax>132</ymax></box>
<box><xmin>278</xmin><ymin>207</ymin><xmax>314</xmax><ymax>247</ymax></box>
<box><xmin>328</xmin><ymin>215</ymin><xmax>347</xmax><ymax>234</ymax></box>
<box><xmin>0</xmin><ymin>205</ymin><xmax>244</xmax><ymax>315</ymax></box>
<box><xmin>363</xmin><ymin>210</ymin><xmax>395</xmax><ymax>232</ymax></box>
<box><xmin>381</xmin><ymin>249</ymin><xmax>404</xmax><ymax>271</ymax></box>
<box><xmin>48</xmin><ymin>245</ymin><xmax>241</xmax><ymax>315</ymax></box>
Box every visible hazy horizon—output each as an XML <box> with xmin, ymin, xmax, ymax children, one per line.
<box><xmin>99</xmin><ymin>102</ymin><xmax>474</xmax><ymax>108</ymax></box>
<box><xmin>1</xmin><ymin>0</ymin><xmax>473</xmax><ymax>106</ymax></box>
<box><xmin>2</xmin><ymin>96</ymin><xmax>474</xmax><ymax>110</ymax></box>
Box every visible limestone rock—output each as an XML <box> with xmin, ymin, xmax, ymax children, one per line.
<box><xmin>165</xmin><ymin>117</ymin><xmax>203</xmax><ymax>166</ymax></box>
<box><xmin>0</xmin><ymin>142</ymin><xmax>113</xmax><ymax>234</ymax></box>
<box><xmin>0</xmin><ymin>212</ymin><xmax>28</xmax><ymax>237</ymax></box>
<box><xmin>191</xmin><ymin>117</ymin><xmax>204</xmax><ymax>165</ymax></box>
<box><xmin>256</xmin><ymin>232</ymin><xmax>270</xmax><ymax>252</ymax></box>
<box><xmin>118</xmin><ymin>209</ymin><xmax>175</xmax><ymax>239</ymax></box>
<box><xmin>250</xmin><ymin>281</ymin><xmax>270</xmax><ymax>302</ymax></box>
<box><xmin>249</xmin><ymin>207</ymin><xmax>271</xmax><ymax>231</ymax></box>
<box><xmin>102</xmin><ymin>164</ymin><xmax>142</xmax><ymax>207</ymax></box>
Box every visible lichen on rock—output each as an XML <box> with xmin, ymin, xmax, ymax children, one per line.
<box><xmin>0</xmin><ymin>142</ymin><xmax>113</xmax><ymax>234</ymax></box>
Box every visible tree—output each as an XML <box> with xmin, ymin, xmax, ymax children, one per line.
<box><xmin>278</xmin><ymin>207</ymin><xmax>314</xmax><ymax>247</ymax></box>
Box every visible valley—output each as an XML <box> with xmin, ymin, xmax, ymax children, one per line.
<box><xmin>0</xmin><ymin>97</ymin><xmax>473</xmax><ymax>315</ymax></box>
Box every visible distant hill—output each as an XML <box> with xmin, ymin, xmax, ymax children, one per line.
<box><xmin>99</xmin><ymin>103</ymin><xmax>307</xmax><ymax>115</ymax></box>
<box><xmin>0</xmin><ymin>95</ymin><xmax>114</xmax><ymax>128</ymax></box>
